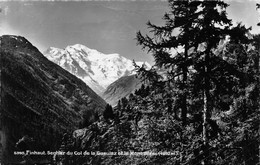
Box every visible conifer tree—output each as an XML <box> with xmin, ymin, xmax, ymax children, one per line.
<box><xmin>137</xmin><ymin>0</ymin><xmax>203</xmax><ymax>126</ymax></box>
<box><xmin>117</xmin><ymin>100</ymin><xmax>122</xmax><ymax>112</ymax></box>
<box><xmin>103</xmin><ymin>104</ymin><xmax>114</xmax><ymax>121</ymax></box>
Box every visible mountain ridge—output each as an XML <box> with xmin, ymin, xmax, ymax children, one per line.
<box><xmin>0</xmin><ymin>35</ymin><xmax>107</xmax><ymax>163</ymax></box>
<box><xmin>102</xmin><ymin>74</ymin><xmax>142</xmax><ymax>106</ymax></box>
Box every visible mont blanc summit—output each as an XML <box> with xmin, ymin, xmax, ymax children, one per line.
<box><xmin>44</xmin><ymin>44</ymin><xmax>150</xmax><ymax>95</ymax></box>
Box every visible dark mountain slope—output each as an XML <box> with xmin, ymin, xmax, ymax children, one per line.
<box><xmin>0</xmin><ymin>35</ymin><xmax>107</xmax><ymax>163</ymax></box>
<box><xmin>102</xmin><ymin>75</ymin><xmax>142</xmax><ymax>106</ymax></box>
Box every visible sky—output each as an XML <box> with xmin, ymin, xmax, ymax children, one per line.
<box><xmin>0</xmin><ymin>0</ymin><xmax>260</xmax><ymax>65</ymax></box>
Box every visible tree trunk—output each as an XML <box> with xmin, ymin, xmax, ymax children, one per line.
<box><xmin>202</xmin><ymin>48</ymin><xmax>211</xmax><ymax>165</ymax></box>
<box><xmin>181</xmin><ymin>46</ymin><xmax>188</xmax><ymax>126</ymax></box>
<box><xmin>202</xmin><ymin>90</ymin><xmax>207</xmax><ymax>146</ymax></box>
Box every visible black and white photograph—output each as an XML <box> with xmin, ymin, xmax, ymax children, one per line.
<box><xmin>0</xmin><ymin>0</ymin><xmax>259</xmax><ymax>164</ymax></box>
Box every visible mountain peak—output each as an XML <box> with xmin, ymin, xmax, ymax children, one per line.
<box><xmin>66</xmin><ymin>44</ymin><xmax>92</xmax><ymax>53</ymax></box>
<box><xmin>44</xmin><ymin>44</ymin><xmax>149</xmax><ymax>95</ymax></box>
<box><xmin>69</xmin><ymin>43</ymin><xmax>91</xmax><ymax>50</ymax></box>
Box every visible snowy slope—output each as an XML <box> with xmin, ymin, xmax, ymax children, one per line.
<box><xmin>44</xmin><ymin>44</ymin><xmax>150</xmax><ymax>95</ymax></box>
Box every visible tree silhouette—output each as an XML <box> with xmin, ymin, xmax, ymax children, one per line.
<box><xmin>103</xmin><ymin>104</ymin><xmax>114</xmax><ymax>121</ymax></box>
<box><xmin>136</xmin><ymin>0</ymin><xmax>203</xmax><ymax>125</ymax></box>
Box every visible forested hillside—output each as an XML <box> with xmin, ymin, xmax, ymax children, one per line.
<box><xmin>0</xmin><ymin>35</ymin><xmax>107</xmax><ymax>163</ymax></box>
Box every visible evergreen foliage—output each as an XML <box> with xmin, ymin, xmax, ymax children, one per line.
<box><xmin>103</xmin><ymin>104</ymin><xmax>114</xmax><ymax>121</ymax></box>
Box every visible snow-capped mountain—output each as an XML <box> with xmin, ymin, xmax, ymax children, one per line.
<box><xmin>44</xmin><ymin>44</ymin><xmax>150</xmax><ymax>95</ymax></box>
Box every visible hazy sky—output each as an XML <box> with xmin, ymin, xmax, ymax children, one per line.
<box><xmin>0</xmin><ymin>0</ymin><xmax>260</xmax><ymax>65</ymax></box>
